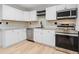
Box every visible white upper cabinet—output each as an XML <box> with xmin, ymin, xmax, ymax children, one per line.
<box><xmin>0</xmin><ymin>5</ymin><xmax>2</xmax><ymax>20</ymax></box>
<box><xmin>14</xmin><ymin>8</ymin><xmax>24</xmax><ymax>21</ymax></box>
<box><xmin>66</xmin><ymin>4</ymin><xmax>77</xmax><ymax>9</ymax></box>
<box><xmin>77</xmin><ymin>5</ymin><xmax>79</xmax><ymax>19</ymax></box>
<box><xmin>2</xmin><ymin>5</ymin><xmax>16</xmax><ymax>20</ymax></box>
<box><xmin>24</xmin><ymin>11</ymin><xmax>30</xmax><ymax>21</ymax></box>
<box><xmin>75</xmin><ymin>5</ymin><xmax>79</xmax><ymax>31</ymax></box>
<box><xmin>23</xmin><ymin>10</ymin><xmax>37</xmax><ymax>21</ymax></box>
<box><xmin>2</xmin><ymin>5</ymin><xmax>24</xmax><ymax>21</ymax></box>
<box><xmin>46</xmin><ymin>6</ymin><xmax>56</xmax><ymax>20</ymax></box>
<box><xmin>56</xmin><ymin>4</ymin><xmax>66</xmax><ymax>11</ymax></box>
<box><xmin>77</xmin><ymin>4</ymin><xmax>79</xmax><ymax>13</ymax></box>
<box><xmin>46</xmin><ymin>4</ymin><xmax>77</xmax><ymax>20</ymax></box>
<box><xmin>30</xmin><ymin>10</ymin><xmax>37</xmax><ymax>21</ymax></box>
<box><xmin>75</xmin><ymin>15</ymin><xmax>79</xmax><ymax>31</ymax></box>
<box><xmin>56</xmin><ymin>4</ymin><xmax>77</xmax><ymax>11</ymax></box>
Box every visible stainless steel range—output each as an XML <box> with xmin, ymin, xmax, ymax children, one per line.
<box><xmin>55</xmin><ymin>21</ymin><xmax>78</xmax><ymax>52</ymax></box>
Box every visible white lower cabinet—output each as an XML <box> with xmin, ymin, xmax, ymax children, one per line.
<box><xmin>2</xmin><ymin>29</ymin><xmax>27</xmax><ymax>47</ymax></box>
<box><xmin>43</xmin><ymin>30</ymin><xmax>55</xmax><ymax>46</ymax></box>
<box><xmin>34</xmin><ymin>29</ymin><xmax>42</xmax><ymax>43</ymax></box>
<box><xmin>3</xmin><ymin>30</ymin><xmax>17</xmax><ymax>47</ymax></box>
<box><xmin>14</xmin><ymin>29</ymin><xmax>26</xmax><ymax>42</ymax></box>
<box><xmin>34</xmin><ymin>29</ymin><xmax>55</xmax><ymax>47</ymax></box>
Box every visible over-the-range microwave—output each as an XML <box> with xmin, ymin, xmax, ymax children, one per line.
<box><xmin>56</xmin><ymin>8</ymin><xmax>77</xmax><ymax>20</ymax></box>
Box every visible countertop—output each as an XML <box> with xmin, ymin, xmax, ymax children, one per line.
<box><xmin>34</xmin><ymin>27</ymin><xmax>56</xmax><ymax>30</ymax></box>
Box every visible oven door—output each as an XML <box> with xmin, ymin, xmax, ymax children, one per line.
<box><xmin>56</xmin><ymin>34</ymin><xmax>78</xmax><ymax>52</ymax></box>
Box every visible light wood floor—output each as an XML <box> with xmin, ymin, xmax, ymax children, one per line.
<box><xmin>0</xmin><ymin>40</ymin><xmax>76</xmax><ymax>54</ymax></box>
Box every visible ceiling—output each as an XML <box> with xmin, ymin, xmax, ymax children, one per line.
<box><xmin>7</xmin><ymin>4</ymin><xmax>58</xmax><ymax>11</ymax></box>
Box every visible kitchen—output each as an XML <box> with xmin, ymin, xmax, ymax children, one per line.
<box><xmin>0</xmin><ymin>4</ymin><xmax>79</xmax><ymax>54</ymax></box>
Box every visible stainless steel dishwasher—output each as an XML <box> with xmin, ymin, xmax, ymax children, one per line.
<box><xmin>27</xmin><ymin>28</ymin><xmax>34</xmax><ymax>42</ymax></box>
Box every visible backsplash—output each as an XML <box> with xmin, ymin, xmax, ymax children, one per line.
<box><xmin>45</xmin><ymin>20</ymin><xmax>57</xmax><ymax>29</ymax></box>
<box><xmin>0</xmin><ymin>19</ymin><xmax>77</xmax><ymax>29</ymax></box>
<box><xmin>0</xmin><ymin>21</ymin><xmax>28</xmax><ymax>29</ymax></box>
<box><xmin>47</xmin><ymin>19</ymin><xmax>76</xmax><ymax>26</ymax></box>
<box><xmin>0</xmin><ymin>20</ymin><xmax>41</xmax><ymax>29</ymax></box>
<box><xmin>27</xmin><ymin>21</ymin><xmax>41</xmax><ymax>28</ymax></box>
<box><xmin>47</xmin><ymin>20</ymin><xmax>57</xmax><ymax>26</ymax></box>
<box><xmin>45</xmin><ymin>19</ymin><xmax>76</xmax><ymax>30</ymax></box>
<box><xmin>57</xmin><ymin>19</ymin><xmax>76</xmax><ymax>25</ymax></box>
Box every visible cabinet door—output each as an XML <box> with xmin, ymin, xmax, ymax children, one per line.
<box><xmin>2</xmin><ymin>5</ymin><xmax>24</xmax><ymax>21</ymax></box>
<box><xmin>2</xmin><ymin>5</ymin><xmax>16</xmax><ymax>20</ymax></box>
<box><xmin>66</xmin><ymin>4</ymin><xmax>77</xmax><ymax>9</ymax></box>
<box><xmin>78</xmin><ymin>5</ymin><xmax>79</xmax><ymax>13</ymax></box>
<box><xmin>77</xmin><ymin>4</ymin><xmax>79</xmax><ymax>13</ymax></box>
<box><xmin>0</xmin><ymin>5</ymin><xmax>2</xmax><ymax>20</ymax></box>
<box><xmin>42</xmin><ymin>30</ymin><xmax>55</xmax><ymax>46</ymax></box>
<box><xmin>3</xmin><ymin>30</ymin><xmax>18</xmax><ymax>47</ymax></box>
<box><xmin>30</xmin><ymin>10</ymin><xmax>37</xmax><ymax>21</ymax></box>
<box><xmin>34</xmin><ymin>29</ymin><xmax>55</xmax><ymax>47</ymax></box>
<box><xmin>0</xmin><ymin>31</ymin><xmax>2</xmax><ymax>47</ymax></box>
<box><xmin>56</xmin><ymin>4</ymin><xmax>66</xmax><ymax>11</ymax></box>
<box><xmin>15</xmin><ymin>10</ymin><xmax>24</xmax><ymax>21</ymax></box>
<box><xmin>19</xmin><ymin>29</ymin><xmax>26</xmax><ymax>41</ymax></box>
<box><xmin>14</xmin><ymin>29</ymin><xmax>26</xmax><ymax>42</ymax></box>
<box><xmin>76</xmin><ymin>4</ymin><xmax>79</xmax><ymax>31</ymax></box>
<box><xmin>41</xmin><ymin>30</ymin><xmax>50</xmax><ymax>45</ymax></box>
<box><xmin>2</xmin><ymin>29</ymin><xmax>26</xmax><ymax>47</ymax></box>
<box><xmin>24</xmin><ymin>11</ymin><xmax>30</xmax><ymax>21</ymax></box>
<box><xmin>34</xmin><ymin>29</ymin><xmax>42</xmax><ymax>43</ymax></box>
<box><xmin>77</xmin><ymin>5</ymin><xmax>79</xmax><ymax>20</ymax></box>
<box><xmin>46</xmin><ymin>6</ymin><xmax>56</xmax><ymax>20</ymax></box>
<box><xmin>50</xmin><ymin>30</ymin><xmax>55</xmax><ymax>46</ymax></box>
